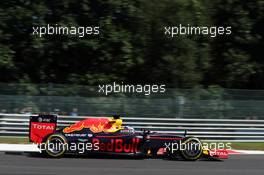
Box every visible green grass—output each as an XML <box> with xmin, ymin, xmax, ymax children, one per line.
<box><xmin>230</xmin><ymin>142</ymin><xmax>264</xmax><ymax>150</ymax></box>
<box><xmin>202</xmin><ymin>142</ymin><xmax>264</xmax><ymax>150</ymax></box>
<box><xmin>0</xmin><ymin>137</ymin><xmax>29</xmax><ymax>144</ymax></box>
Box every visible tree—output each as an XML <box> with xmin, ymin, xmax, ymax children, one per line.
<box><xmin>206</xmin><ymin>0</ymin><xmax>264</xmax><ymax>89</ymax></box>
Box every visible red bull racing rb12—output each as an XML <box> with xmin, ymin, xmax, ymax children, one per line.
<box><xmin>29</xmin><ymin>114</ymin><xmax>228</xmax><ymax>160</ymax></box>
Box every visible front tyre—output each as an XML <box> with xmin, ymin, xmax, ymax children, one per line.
<box><xmin>43</xmin><ymin>134</ymin><xmax>68</xmax><ymax>158</ymax></box>
<box><xmin>180</xmin><ymin>137</ymin><xmax>202</xmax><ymax>161</ymax></box>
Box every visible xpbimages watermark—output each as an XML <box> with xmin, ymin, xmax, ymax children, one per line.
<box><xmin>165</xmin><ymin>141</ymin><xmax>232</xmax><ymax>153</ymax></box>
<box><xmin>36</xmin><ymin>140</ymin><xmax>232</xmax><ymax>154</ymax></box>
<box><xmin>38</xmin><ymin>141</ymin><xmax>99</xmax><ymax>154</ymax></box>
<box><xmin>32</xmin><ymin>24</ymin><xmax>100</xmax><ymax>37</ymax></box>
<box><xmin>98</xmin><ymin>82</ymin><xmax>166</xmax><ymax>95</ymax></box>
<box><xmin>164</xmin><ymin>24</ymin><xmax>231</xmax><ymax>38</ymax></box>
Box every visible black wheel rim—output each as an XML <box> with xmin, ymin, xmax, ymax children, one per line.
<box><xmin>46</xmin><ymin>137</ymin><xmax>66</xmax><ymax>155</ymax></box>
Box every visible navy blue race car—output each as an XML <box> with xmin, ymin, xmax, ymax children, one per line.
<box><xmin>29</xmin><ymin>114</ymin><xmax>228</xmax><ymax>160</ymax></box>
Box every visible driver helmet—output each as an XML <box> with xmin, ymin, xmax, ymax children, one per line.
<box><xmin>110</xmin><ymin>115</ymin><xmax>123</xmax><ymax>129</ymax></box>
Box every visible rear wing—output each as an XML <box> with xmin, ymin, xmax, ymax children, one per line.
<box><xmin>29</xmin><ymin>114</ymin><xmax>57</xmax><ymax>143</ymax></box>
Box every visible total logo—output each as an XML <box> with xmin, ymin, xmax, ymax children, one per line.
<box><xmin>92</xmin><ymin>138</ymin><xmax>142</xmax><ymax>153</ymax></box>
<box><xmin>209</xmin><ymin>149</ymin><xmax>228</xmax><ymax>157</ymax></box>
<box><xmin>32</xmin><ymin>123</ymin><xmax>55</xmax><ymax>130</ymax></box>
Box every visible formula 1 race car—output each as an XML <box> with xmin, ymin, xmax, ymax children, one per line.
<box><xmin>29</xmin><ymin>114</ymin><xmax>228</xmax><ymax>160</ymax></box>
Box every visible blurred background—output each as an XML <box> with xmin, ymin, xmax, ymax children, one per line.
<box><xmin>0</xmin><ymin>0</ymin><xmax>263</xmax><ymax>118</ymax></box>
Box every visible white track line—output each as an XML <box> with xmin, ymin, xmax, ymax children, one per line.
<box><xmin>229</xmin><ymin>150</ymin><xmax>264</xmax><ymax>155</ymax></box>
<box><xmin>0</xmin><ymin>144</ymin><xmax>40</xmax><ymax>152</ymax></box>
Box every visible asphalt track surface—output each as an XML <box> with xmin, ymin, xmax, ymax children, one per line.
<box><xmin>0</xmin><ymin>153</ymin><xmax>263</xmax><ymax>175</ymax></box>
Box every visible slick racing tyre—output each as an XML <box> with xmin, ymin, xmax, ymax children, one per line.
<box><xmin>43</xmin><ymin>134</ymin><xmax>68</xmax><ymax>158</ymax></box>
<box><xmin>180</xmin><ymin>137</ymin><xmax>203</xmax><ymax>161</ymax></box>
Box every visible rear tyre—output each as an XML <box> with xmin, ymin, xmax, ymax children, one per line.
<box><xmin>42</xmin><ymin>134</ymin><xmax>67</xmax><ymax>158</ymax></box>
<box><xmin>180</xmin><ymin>137</ymin><xmax>202</xmax><ymax>161</ymax></box>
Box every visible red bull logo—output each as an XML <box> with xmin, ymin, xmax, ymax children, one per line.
<box><xmin>92</xmin><ymin>138</ymin><xmax>141</xmax><ymax>153</ymax></box>
<box><xmin>63</xmin><ymin>118</ymin><xmax>114</xmax><ymax>133</ymax></box>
